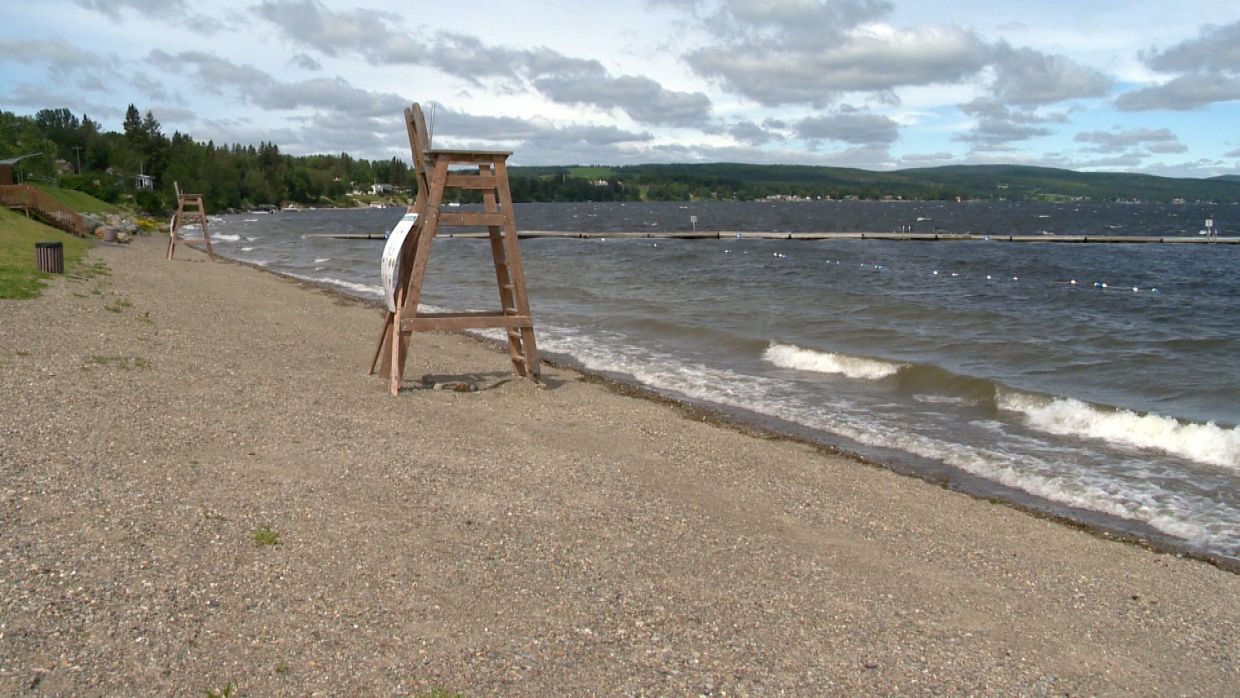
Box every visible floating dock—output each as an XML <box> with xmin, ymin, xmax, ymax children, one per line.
<box><xmin>312</xmin><ymin>231</ymin><xmax>1239</xmax><ymax>244</ymax></box>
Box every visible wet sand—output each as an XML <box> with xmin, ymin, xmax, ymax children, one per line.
<box><xmin>2</xmin><ymin>235</ymin><xmax>1238</xmax><ymax>696</ymax></box>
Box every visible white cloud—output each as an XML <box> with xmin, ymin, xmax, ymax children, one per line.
<box><xmin>956</xmin><ymin>98</ymin><xmax>1061</xmax><ymax>148</ymax></box>
<box><xmin>991</xmin><ymin>45</ymin><xmax>1110</xmax><ymax>105</ymax></box>
<box><xmin>1116</xmin><ymin>73</ymin><xmax>1240</xmax><ymax>111</ymax></box>
<box><xmin>688</xmin><ymin>23</ymin><xmax>991</xmax><ymax>106</ymax></box>
<box><xmin>796</xmin><ymin>107</ymin><xmax>900</xmax><ymax>145</ymax></box>
<box><xmin>1142</xmin><ymin>21</ymin><xmax>1240</xmax><ymax>73</ymax></box>
<box><xmin>1118</xmin><ymin>20</ymin><xmax>1240</xmax><ymax>111</ymax></box>
<box><xmin>1</xmin><ymin>0</ymin><xmax>1236</xmax><ymax>172</ymax></box>
<box><xmin>1074</xmin><ymin>127</ymin><xmax>1181</xmax><ymax>153</ymax></box>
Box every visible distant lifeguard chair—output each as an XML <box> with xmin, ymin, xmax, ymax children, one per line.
<box><xmin>166</xmin><ymin>182</ymin><xmax>214</xmax><ymax>260</ymax></box>
<box><xmin>369</xmin><ymin>103</ymin><xmax>540</xmax><ymax>395</ymax></box>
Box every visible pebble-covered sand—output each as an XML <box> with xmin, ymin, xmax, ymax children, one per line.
<box><xmin>2</xmin><ymin>235</ymin><xmax>1238</xmax><ymax>696</ymax></box>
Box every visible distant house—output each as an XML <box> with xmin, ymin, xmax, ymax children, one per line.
<box><xmin>371</xmin><ymin>183</ymin><xmax>394</xmax><ymax>195</ymax></box>
<box><xmin>135</xmin><ymin>173</ymin><xmax>154</xmax><ymax>191</ymax></box>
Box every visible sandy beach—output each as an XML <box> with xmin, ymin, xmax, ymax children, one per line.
<box><xmin>2</xmin><ymin>234</ymin><xmax>1238</xmax><ymax>696</ymax></box>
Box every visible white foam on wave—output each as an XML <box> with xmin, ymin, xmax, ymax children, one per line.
<box><xmin>314</xmin><ymin>257</ymin><xmax>331</xmax><ymax>264</ymax></box>
<box><xmin>239</xmin><ymin>246</ymin><xmax>255</xmax><ymax>252</ymax></box>
<box><xmin>998</xmin><ymin>391</ymin><xmax>1240</xmax><ymax>470</ymax></box>
<box><xmin>913</xmin><ymin>394</ymin><xmax>978</xmax><ymax>406</ymax></box>
<box><xmin>857</xmin><ymin>422</ymin><xmax>1239</xmax><ymax>549</ymax></box>
<box><xmin>513</xmin><ymin>326</ymin><xmax>1240</xmax><ymax>554</ymax></box>
<box><xmin>285</xmin><ymin>273</ymin><xmax>383</xmax><ymax>299</ymax></box>
<box><xmin>213</xmin><ymin>233</ymin><xmax>241</xmax><ymax>242</ymax></box>
<box><xmin>763</xmin><ymin>342</ymin><xmax>903</xmax><ymax>380</ymax></box>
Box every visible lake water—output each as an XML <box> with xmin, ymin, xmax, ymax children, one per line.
<box><xmin>198</xmin><ymin>201</ymin><xmax>1240</xmax><ymax>565</ymax></box>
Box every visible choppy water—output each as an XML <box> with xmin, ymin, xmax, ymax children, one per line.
<box><xmin>199</xmin><ymin>201</ymin><xmax>1240</xmax><ymax>565</ymax></box>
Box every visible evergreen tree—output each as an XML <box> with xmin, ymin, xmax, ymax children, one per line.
<box><xmin>122</xmin><ymin>104</ymin><xmax>143</xmax><ymax>150</ymax></box>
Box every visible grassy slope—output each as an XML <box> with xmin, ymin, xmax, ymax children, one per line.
<box><xmin>0</xmin><ymin>208</ymin><xmax>96</xmax><ymax>299</ymax></box>
<box><xmin>30</xmin><ymin>182</ymin><xmax>124</xmax><ymax>215</ymax></box>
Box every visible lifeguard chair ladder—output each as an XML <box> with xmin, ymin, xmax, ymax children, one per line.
<box><xmin>369</xmin><ymin>103</ymin><xmax>540</xmax><ymax>395</ymax></box>
<box><xmin>166</xmin><ymin>182</ymin><xmax>214</xmax><ymax>260</ymax></box>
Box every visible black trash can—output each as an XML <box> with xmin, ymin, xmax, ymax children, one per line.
<box><xmin>35</xmin><ymin>242</ymin><xmax>64</xmax><ymax>274</ymax></box>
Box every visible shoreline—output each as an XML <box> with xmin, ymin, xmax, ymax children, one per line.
<box><xmin>3</xmin><ymin>235</ymin><xmax>1239</xmax><ymax>695</ymax></box>
<box><xmin>310</xmin><ymin>230</ymin><xmax>1240</xmax><ymax>243</ymax></box>
<box><xmin>254</xmin><ymin>255</ymin><xmax>1239</xmax><ymax>574</ymax></box>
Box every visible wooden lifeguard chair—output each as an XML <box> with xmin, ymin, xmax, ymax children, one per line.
<box><xmin>166</xmin><ymin>182</ymin><xmax>214</xmax><ymax>260</ymax></box>
<box><xmin>369</xmin><ymin>103</ymin><xmax>540</xmax><ymax>395</ymax></box>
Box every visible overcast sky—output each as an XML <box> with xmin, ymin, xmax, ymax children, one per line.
<box><xmin>4</xmin><ymin>0</ymin><xmax>1240</xmax><ymax>176</ymax></box>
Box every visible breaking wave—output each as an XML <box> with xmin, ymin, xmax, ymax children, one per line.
<box><xmin>763</xmin><ymin>343</ymin><xmax>904</xmax><ymax>380</ymax></box>
<box><xmin>998</xmin><ymin>391</ymin><xmax>1240</xmax><ymax>470</ymax></box>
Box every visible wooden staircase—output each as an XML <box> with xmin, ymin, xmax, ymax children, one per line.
<box><xmin>0</xmin><ymin>184</ymin><xmax>87</xmax><ymax>236</ymax></box>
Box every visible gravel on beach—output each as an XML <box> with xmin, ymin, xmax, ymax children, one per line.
<box><xmin>2</xmin><ymin>235</ymin><xmax>1238</xmax><ymax>696</ymax></box>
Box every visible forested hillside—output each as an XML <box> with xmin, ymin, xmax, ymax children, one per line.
<box><xmin>3</xmin><ymin>106</ymin><xmax>1237</xmax><ymax>212</ymax></box>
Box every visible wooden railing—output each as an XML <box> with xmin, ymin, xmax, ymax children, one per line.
<box><xmin>0</xmin><ymin>184</ymin><xmax>87</xmax><ymax>237</ymax></box>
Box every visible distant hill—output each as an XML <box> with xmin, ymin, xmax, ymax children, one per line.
<box><xmin>510</xmin><ymin>162</ymin><xmax>1240</xmax><ymax>203</ymax></box>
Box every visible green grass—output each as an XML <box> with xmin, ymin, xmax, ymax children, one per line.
<box><xmin>567</xmin><ymin>166</ymin><xmax>615</xmax><ymax>179</ymax></box>
<box><xmin>104</xmin><ymin>297</ymin><xmax>132</xmax><ymax>313</ymax></box>
<box><xmin>71</xmin><ymin>259</ymin><xmax>110</xmax><ymax>279</ymax></box>
<box><xmin>252</xmin><ymin>527</ymin><xmax>280</xmax><ymax>546</ymax></box>
<box><xmin>30</xmin><ymin>182</ymin><xmax>123</xmax><ymax>215</ymax></box>
<box><xmin>0</xmin><ymin>208</ymin><xmax>96</xmax><ymax>299</ymax></box>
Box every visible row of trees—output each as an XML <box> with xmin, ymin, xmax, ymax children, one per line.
<box><xmin>1</xmin><ymin>106</ymin><xmax>416</xmax><ymax>212</ymax></box>
<box><xmin>4</xmin><ymin>105</ymin><xmax>970</xmax><ymax>213</ymax></box>
<box><xmin>15</xmin><ymin>104</ymin><xmax>1221</xmax><ymax>209</ymax></box>
<box><xmin>4</xmin><ymin>104</ymin><xmax>983</xmax><ymax>211</ymax></box>
<box><xmin>38</xmin><ymin>102</ymin><xmax>1230</xmax><ymax>209</ymax></box>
